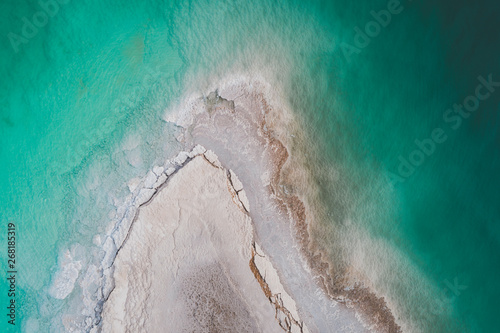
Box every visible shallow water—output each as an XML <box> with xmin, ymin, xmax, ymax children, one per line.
<box><xmin>1</xmin><ymin>0</ymin><xmax>499</xmax><ymax>332</ymax></box>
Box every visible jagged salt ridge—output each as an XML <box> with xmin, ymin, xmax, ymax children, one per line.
<box><xmin>80</xmin><ymin>144</ymin><xmax>207</xmax><ymax>332</ymax></box>
<box><xmin>99</xmin><ymin>153</ymin><xmax>309</xmax><ymax>333</ymax></box>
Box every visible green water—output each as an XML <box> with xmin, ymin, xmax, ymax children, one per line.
<box><xmin>1</xmin><ymin>0</ymin><xmax>499</xmax><ymax>332</ymax></box>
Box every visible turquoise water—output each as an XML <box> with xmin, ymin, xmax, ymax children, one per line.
<box><xmin>1</xmin><ymin>0</ymin><xmax>499</xmax><ymax>331</ymax></box>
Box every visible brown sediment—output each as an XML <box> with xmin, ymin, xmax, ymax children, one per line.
<box><xmin>249</xmin><ymin>244</ymin><xmax>273</xmax><ymax>299</ymax></box>
<box><xmin>189</xmin><ymin>84</ymin><xmax>401</xmax><ymax>332</ymax></box>
<box><xmin>226</xmin><ymin>174</ymin><xmax>248</xmax><ymax>214</ymax></box>
<box><xmin>254</xmin><ymin>92</ymin><xmax>403</xmax><ymax>333</ymax></box>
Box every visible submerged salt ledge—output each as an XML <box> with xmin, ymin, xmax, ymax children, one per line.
<box><xmin>48</xmin><ymin>249</ymin><xmax>83</xmax><ymax>300</ymax></box>
<box><xmin>175</xmin><ymin>76</ymin><xmax>375</xmax><ymax>332</ymax></box>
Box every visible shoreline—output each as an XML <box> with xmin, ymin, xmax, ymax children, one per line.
<box><xmin>87</xmin><ymin>74</ymin><xmax>401</xmax><ymax>332</ymax></box>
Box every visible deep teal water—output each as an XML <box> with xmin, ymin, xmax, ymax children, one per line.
<box><xmin>1</xmin><ymin>0</ymin><xmax>499</xmax><ymax>332</ymax></box>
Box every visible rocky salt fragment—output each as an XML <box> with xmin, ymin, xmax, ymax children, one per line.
<box><xmin>250</xmin><ymin>242</ymin><xmax>308</xmax><ymax>333</ymax></box>
<box><xmin>229</xmin><ymin>169</ymin><xmax>244</xmax><ymax>191</ymax></box>
<box><xmin>238</xmin><ymin>189</ymin><xmax>251</xmax><ymax>212</ymax></box>
<box><xmin>203</xmin><ymin>149</ymin><xmax>223</xmax><ymax>168</ymax></box>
